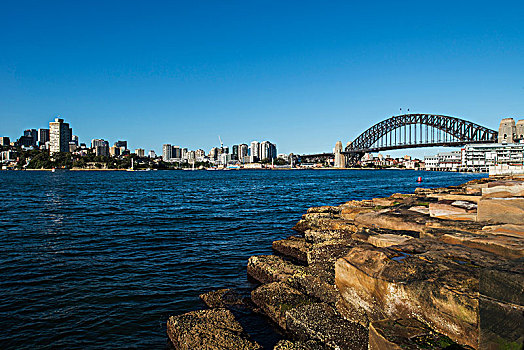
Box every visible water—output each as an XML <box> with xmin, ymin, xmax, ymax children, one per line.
<box><xmin>0</xmin><ymin>169</ymin><xmax>485</xmax><ymax>349</ymax></box>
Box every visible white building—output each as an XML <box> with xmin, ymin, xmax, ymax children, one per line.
<box><xmin>462</xmin><ymin>143</ymin><xmax>524</xmax><ymax>172</ymax></box>
<box><xmin>250</xmin><ymin>141</ymin><xmax>260</xmax><ymax>162</ymax></box>
<box><xmin>163</xmin><ymin>144</ymin><xmax>172</xmax><ymax>161</ymax></box>
<box><xmin>135</xmin><ymin>148</ymin><xmax>145</xmax><ymax>157</ymax></box>
<box><xmin>49</xmin><ymin>118</ymin><xmax>72</xmax><ymax>154</ymax></box>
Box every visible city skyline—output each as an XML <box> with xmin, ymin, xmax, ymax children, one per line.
<box><xmin>1</xmin><ymin>1</ymin><xmax>523</xmax><ymax>155</ymax></box>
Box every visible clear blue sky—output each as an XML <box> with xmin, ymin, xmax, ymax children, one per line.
<box><xmin>1</xmin><ymin>0</ymin><xmax>523</xmax><ymax>155</ymax></box>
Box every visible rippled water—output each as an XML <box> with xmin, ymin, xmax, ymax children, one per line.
<box><xmin>0</xmin><ymin>169</ymin><xmax>485</xmax><ymax>348</ymax></box>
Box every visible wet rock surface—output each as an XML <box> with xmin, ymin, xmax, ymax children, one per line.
<box><xmin>167</xmin><ymin>176</ymin><xmax>523</xmax><ymax>349</ymax></box>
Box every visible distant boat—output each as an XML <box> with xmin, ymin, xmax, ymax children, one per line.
<box><xmin>126</xmin><ymin>158</ymin><xmax>135</xmax><ymax>172</ymax></box>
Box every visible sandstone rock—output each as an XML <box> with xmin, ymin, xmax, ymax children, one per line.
<box><xmin>199</xmin><ymin>288</ymin><xmax>245</xmax><ymax>309</ymax></box>
<box><xmin>368</xmin><ymin>318</ymin><xmax>466</xmax><ymax>350</ymax></box>
<box><xmin>440</xmin><ymin>231</ymin><xmax>524</xmax><ymax>259</ymax></box>
<box><xmin>304</xmin><ymin>228</ymin><xmax>355</xmax><ymax>244</ymax></box>
<box><xmin>477</xmin><ymin>198</ymin><xmax>524</xmax><ymax>224</ymax></box>
<box><xmin>482</xmin><ymin>224</ymin><xmax>524</xmax><ymax>238</ymax></box>
<box><xmin>429</xmin><ymin>200</ymin><xmax>477</xmax><ymax>221</ymax></box>
<box><xmin>436</xmin><ymin>194</ymin><xmax>482</xmax><ymax>203</ymax></box>
<box><xmin>247</xmin><ymin>255</ymin><xmax>306</xmax><ymax>284</ymax></box>
<box><xmin>335</xmin><ymin>241</ymin><xmax>507</xmax><ymax>349</ymax></box>
<box><xmin>368</xmin><ymin>234</ymin><xmax>413</xmax><ymax>248</ymax></box>
<box><xmin>482</xmin><ymin>180</ymin><xmax>524</xmax><ymax>198</ymax></box>
<box><xmin>479</xmin><ymin>259</ymin><xmax>524</xmax><ymax>349</ymax></box>
<box><xmin>273</xmin><ymin>236</ymin><xmax>309</xmax><ymax>263</ymax></box>
<box><xmin>354</xmin><ymin>209</ymin><xmax>428</xmax><ymax>233</ymax></box>
<box><xmin>167</xmin><ymin>308</ymin><xmax>261</xmax><ymax>350</ymax></box>
<box><xmin>288</xmin><ymin>264</ymin><xmax>339</xmax><ymax>305</ymax></box>
<box><xmin>339</xmin><ymin>207</ymin><xmax>375</xmax><ymax>221</ymax></box>
<box><xmin>285</xmin><ymin>303</ymin><xmax>367</xmax><ymax>350</ymax></box>
<box><xmin>372</xmin><ymin>197</ymin><xmax>398</xmax><ymax>207</ymax></box>
<box><xmin>408</xmin><ymin>205</ymin><xmax>430</xmax><ymax>215</ymax></box>
<box><xmin>306</xmin><ymin>239</ymin><xmax>356</xmax><ymax>265</ymax></box>
<box><xmin>251</xmin><ymin>282</ymin><xmax>315</xmax><ymax>330</ymax></box>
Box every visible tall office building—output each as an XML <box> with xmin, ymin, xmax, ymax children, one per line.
<box><xmin>37</xmin><ymin>128</ymin><xmax>50</xmax><ymax>146</ymax></box>
<box><xmin>250</xmin><ymin>141</ymin><xmax>260</xmax><ymax>162</ymax></box>
<box><xmin>24</xmin><ymin>129</ymin><xmax>38</xmax><ymax>146</ymax></box>
<box><xmin>135</xmin><ymin>148</ymin><xmax>145</xmax><ymax>157</ymax></box>
<box><xmin>239</xmin><ymin>144</ymin><xmax>249</xmax><ymax>162</ymax></box>
<box><xmin>114</xmin><ymin>140</ymin><xmax>127</xmax><ymax>150</ymax></box>
<box><xmin>172</xmin><ymin>146</ymin><xmax>182</xmax><ymax>159</ymax></box>
<box><xmin>163</xmin><ymin>144</ymin><xmax>172</xmax><ymax>161</ymax></box>
<box><xmin>232</xmin><ymin>145</ymin><xmax>239</xmax><ymax>160</ymax></box>
<box><xmin>49</xmin><ymin>118</ymin><xmax>72</xmax><ymax>154</ymax></box>
<box><xmin>91</xmin><ymin>139</ymin><xmax>109</xmax><ymax>157</ymax></box>
<box><xmin>259</xmin><ymin>141</ymin><xmax>277</xmax><ymax>160</ymax></box>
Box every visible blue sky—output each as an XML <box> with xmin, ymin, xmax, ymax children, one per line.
<box><xmin>1</xmin><ymin>0</ymin><xmax>523</xmax><ymax>155</ymax></box>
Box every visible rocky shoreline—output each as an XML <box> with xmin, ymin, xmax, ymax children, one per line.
<box><xmin>167</xmin><ymin>176</ymin><xmax>524</xmax><ymax>350</ymax></box>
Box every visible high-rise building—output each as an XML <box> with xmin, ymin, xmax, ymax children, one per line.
<box><xmin>181</xmin><ymin>148</ymin><xmax>188</xmax><ymax>159</ymax></box>
<box><xmin>172</xmin><ymin>146</ymin><xmax>182</xmax><ymax>159</ymax></box>
<box><xmin>516</xmin><ymin>120</ymin><xmax>524</xmax><ymax>141</ymax></box>
<box><xmin>23</xmin><ymin>129</ymin><xmax>38</xmax><ymax>146</ymax></box>
<box><xmin>232</xmin><ymin>145</ymin><xmax>239</xmax><ymax>160</ymax></box>
<box><xmin>114</xmin><ymin>140</ymin><xmax>127</xmax><ymax>150</ymax></box>
<box><xmin>163</xmin><ymin>144</ymin><xmax>172</xmax><ymax>161</ymax></box>
<box><xmin>148</xmin><ymin>150</ymin><xmax>157</xmax><ymax>158</ymax></box>
<box><xmin>250</xmin><ymin>141</ymin><xmax>260</xmax><ymax>162</ymax></box>
<box><xmin>49</xmin><ymin>118</ymin><xmax>72</xmax><ymax>154</ymax></box>
<box><xmin>135</xmin><ymin>148</ymin><xmax>145</xmax><ymax>157</ymax></box>
<box><xmin>37</xmin><ymin>129</ymin><xmax>49</xmax><ymax>146</ymax></box>
<box><xmin>209</xmin><ymin>147</ymin><xmax>219</xmax><ymax>160</ymax></box>
<box><xmin>196</xmin><ymin>149</ymin><xmax>205</xmax><ymax>161</ymax></box>
<box><xmin>71</xmin><ymin>135</ymin><xmax>79</xmax><ymax>146</ymax></box>
<box><xmin>260</xmin><ymin>141</ymin><xmax>277</xmax><ymax>160</ymax></box>
<box><xmin>91</xmin><ymin>139</ymin><xmax>109</xmax><ymax>149</ymax></box>
<box><xmin>110</xmin><ymin>146</ymin><xmax>121</xmax><ymax>157</ymax></box>
<box><xmin>239</xmin><ymin>144</ymin><xmax>249</xmax><ymax>162</ymax></box>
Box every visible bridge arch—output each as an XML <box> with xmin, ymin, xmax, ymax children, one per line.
<box><xmin>346</xmin><ymin>114</ymin><xmax>498</xmax><ymax>152</ymax></box>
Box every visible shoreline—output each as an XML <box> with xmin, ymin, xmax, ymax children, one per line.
<box><xmin>166</xmin><ymin>175</ymin><xmax>523</xmax><ymax>349</ymax></box>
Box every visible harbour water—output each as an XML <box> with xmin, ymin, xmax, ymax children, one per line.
<box><xmin>0</xmin><ymin>170</ymin><xmax>485</xmax><ymax>348</ymax></box>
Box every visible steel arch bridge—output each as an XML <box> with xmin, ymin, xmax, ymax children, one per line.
<box><xmin>300</xmin><ymin>114</ymin><xmax>498</xmax><ymax>164</ymax></box>
<box><xmin>345</xmin><ymin>114</ymin><xmax>497</xmax><ymax>154</ymax></box>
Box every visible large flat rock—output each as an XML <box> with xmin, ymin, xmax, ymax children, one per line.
<box><xmin>167</xmin><ymin>308</ymin><xmax>261</xmax><ymax>350</ymax></box>
<box><xmin>285</xmin><ymin>303</ymin><xmax>367</xmax><ymax>350</ymax></box>
<box><xmin>482</xmin><ymin>180</ymin><xmax>524</xmax><ymax>198</ymax></box>
<box><xmin>335</xmin><ymin>241</ymin><xmax>508</xmax><ymax>349</ymax></box>
<box><xmin>477</xmin><ymin>197</ymin><xmax>524</xmax><ymax>224</ymax></box>
<box><xmin>354</xmin><ymin>209</ymin><xmax>428</xmax><ymax>233</ymax></box>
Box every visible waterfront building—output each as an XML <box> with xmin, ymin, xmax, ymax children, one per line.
<box><xmin>181</xmin><ymin>148</ymin><xmax>188</xmax><ymax>160</ymax></box>
<box><xmin>148</xmin><ymin>150</ymin><xmax>157</xmax><ymax>158</ymax></box>
<box><xmin>37</xmin><ymin>129</ymin><xmax>50</xmax><ymax>146</ymax></box>
<box><xmin>462</xmin><ymin>143</ymin><xmax>524</xmax><ymax>172</ymax></box>
<box><xmin>219</xmin><ymin>153</ymin><xmax>231</xmax><ymax>165</ymax></box>
<box><xmin>1</xmin><ymin>150</ymin><xmax>16</xmax><ymax>162</ymax></box>
<box><xmin>163</xmin><ymin>144</ymin><xmax>172</xmax><ymax>161</ymax></box>
<box><xmin>250</xmin><ymin>141</ymin><xmax>260</xmax><ymax>162</ymax></box>
<box><xmin>423</xmin><ymin>151</ymin><xmax>461</xmax><ymax>171</ymax></box>
<box><xmin>49</xmin><ymin>118</ymin><xmax>72</xmax><ymax>154</ymax></box>
<box><xmin>0</xmin><ymin>137</ymin><xmax>10</xmax><ymax>146</ymax></box>
<box><xmin>135</xmin><ymin>148</ymin><xmax>145</xmax><ymax>157</ymax></box>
